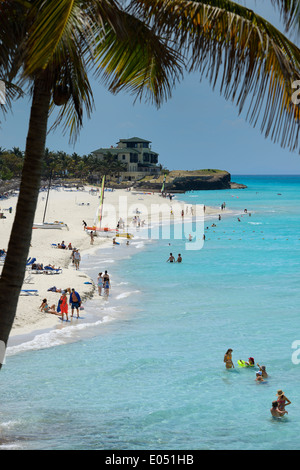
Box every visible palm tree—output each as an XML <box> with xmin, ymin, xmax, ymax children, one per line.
<box><xmin>0</xmin><ymin>0</ymin><xmax>299</xmax><ymax>368</ymax></box>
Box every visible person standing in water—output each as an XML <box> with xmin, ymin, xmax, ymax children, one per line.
<box><xmin>224</xmin><ymin>349</ymin><xmax>234</xmax><ymax>369</ymax></box>
<box><xmin>166</xmin><ymin>253</ymin><xmax>175</xmax><ymax>263</ymax></box>
<box><xmin>97</xmin><ymin>272</ymin><xmax>103</xmax><ymax>296</ymax></box>
<box><xmin>270</xmin><ymin>401</ymin><xmax>288</xmax><ymax>418</ymax></box>
<box><xmin>276</xmin><ymin>390</ymin><xmax>291</xmax><ymax>411</ymax></box>
<box><xmin>103</xmin><ymin>271</ymin><xmax>111</xmax><ymax>297</ymax></box>
<box><xmin>257</xmin><ymin>363</ymin><xmax>268</xmax><ymax>378</ymax></box>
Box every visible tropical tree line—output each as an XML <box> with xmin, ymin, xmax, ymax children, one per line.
<box><xmin>0</xmin><ymin>147</ymin><xmax>127</xmax><ymax>181</ymax></box>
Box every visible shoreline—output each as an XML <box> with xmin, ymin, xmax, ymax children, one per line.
<box><xmin>0</xmin><ymin>187</ymin><xmax>229</xmax><ymax>352</ymax></box>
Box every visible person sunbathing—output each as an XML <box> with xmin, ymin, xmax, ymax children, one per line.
<box><xmin>32</xmin><ymin>263</ymin><xmax>43</xmax><ymax>270</ymax></box>
<box><xmin>39</xmin><ymin>299</ymin><xmax>59</xmax><ymax>315</ymax></box>
<box><xmin>44</xmin><ymin>264</ymin><xmax>61</xmax><ymax>270</ymax></box>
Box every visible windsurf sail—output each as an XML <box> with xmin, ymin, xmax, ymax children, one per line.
<box><xmin>97</xmin><ymin>175</ymin><xmax>106</xmax><ymax>229</ymax></box>
<box><xmin>161</xmin><ymin>173</ymin><xmax>167</xmax><ymax>193</ymax></box>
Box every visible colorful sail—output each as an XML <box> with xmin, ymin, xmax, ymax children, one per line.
<box><xmin>98</xmin><ymin>175</ymin><xmax>106</xmax><ymax>228</ymax></box>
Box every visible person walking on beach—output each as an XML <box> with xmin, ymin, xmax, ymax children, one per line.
<box><xmin>166</xmin><ymin>253</ymin><xmax>175</xmax><ymax>263</ymax></box>
<box><xmin>69</xmin><ymin>288</ymin><xmax>82</xmax><ymax>318</ymax></box>
<box><xmin>82</xmin><ymin>220</ymin><xmax>87</xmax><ymax>230</ymax></box>
<box><xmin>103</xmin><ymin>271</ymin><xmax>110</xmax><ymax>297</ymax></box>
<box><xmin>74</xmin><ymin>249</ymin><xmax>81</xmax><ymax>270</ymax></box>
<box><xmin>59</xmin><ymin>291</ymin><xmax>69</xmax><ymax>321</ymax></box>
<box><xmin>90</xmin><ymin>231</ymin><xmax>94</xmax><ymax>245</ymax></box>
<box><xmin>224</xmin><ymin>349</ymin><xmax>234</xmax><ymax>369</ymax></box>
<box><xmin>97</xmin><ymin>272</ymin><xmax>103</xmax><ymax>296</ymax></box>
<box><xmin>271</xmin><ymin>401</ymin><xmax>288</xmax><ymax>418</ymax></box>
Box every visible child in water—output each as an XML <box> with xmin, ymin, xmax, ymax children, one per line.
<box><xmin>255</xmin><ymin>371</ymin><xmax>264</xmax><ymax>382</ymax></box>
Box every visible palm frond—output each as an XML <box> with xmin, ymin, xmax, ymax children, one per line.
<box><xmin>132</xmin><ymin>0</ymin><xmax>300</xmax><ymax>152</ymax></box>
<box><xmin>23</xmin><ymin>0</ymin><xmax>140</xmax><ymax>76</ymax></box>
<box><xmin>47</xmin><ymin>45</ymin><xmax>95</xmax><ymax>143</ymax></box>
<box><xmin>92</xmin><ymin>11</ymin><xmax>184</xmax><ymax>107</ymax></box>
<box><xmin>269</xmin><ymin>0</ymin><xmax>300</xmax><ymax>34</ymax></box>
<box><xmin>25</xmin><ymin>0</ymin><xmax>83</xmax><ymax>75</ymax></box>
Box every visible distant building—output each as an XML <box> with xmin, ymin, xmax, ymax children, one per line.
<box><xmin>92</xmin><ymin>137</ymin><xmax>160</xmax><ymax>181</ymax></box>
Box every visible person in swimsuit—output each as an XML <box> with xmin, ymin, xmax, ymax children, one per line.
<box><xmin>270</xmin><ymin>401</ymin><xmax>288</xmax><ymax>418</ymax></box>
<box><xmin>224</xmin><ymin>349</ymin><xmax>234</xmax><ymax>369</ymax></box>
<box><xmin>40</xmin><ymin>299</ymin><xmax>58</xmax><ymax>315</ymax></box>
<box><xmin>69</xmin><ymin>288</ymin><xmax>82</xmax><ymax>318</ymax></box>
<box><xmin>97</xmin><ymin>272</ymin><xmax>103</xmax><ymax>296</ymax></box>
<box><xmin>90</xmin><ymin>231</ymin><xmax>94</xmax><ymax>245</ymax></box>
<box><xmin>255</xmin><ymin>371</ymin><xmax>264</xmax><ymax>382</ymax></box>
<box><xmin>166</xmin><ymin>253</ymin><xmax>175</xmax><ymax>263</ymax></box>
<box><xmin>103</xmin><ymin>271</ymin><xmax>110</xmax><ymax>297</ymax></box>
<box><xmin>176</xmin><ymin>254</ymin><xmax>182</xmax><ymax>263</ymax></box>
<box><xmin>276</xmin><ymin>390</ymin><xmax>291</xmax><ymax>411</ymax></box>
<box><xmin>257</xmin><ymin>363</ymin><xmax>268</xmax><ymax>378</ymax></box>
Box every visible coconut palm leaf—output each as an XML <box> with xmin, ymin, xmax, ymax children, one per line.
<box><xmin>131</xmin><ymin>0</ymin><xmax>300</xmax><ymax>151</ymax></box>
<box><xmin>24</xmin><ymin>1</ymin><xmax>184</xmax><ymax>140</ymax></box>
<box><xmin>92</xmin><ymin>13</ymin><xmax>184</xmax><ymax>106</ymax></box>
<box><xmin>270</xmin><ymin>0</ymin><xmax>300</xmax><ymax>34</ymax></box>
<box><xmin>24</xmin><ymin>0</ymin><xmax>139</xmax><ymax>75</ymax></box>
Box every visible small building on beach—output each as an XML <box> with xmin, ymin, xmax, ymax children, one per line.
<box><xmin>92</xmin><ymin>137</ymin><xmax>160</xmax><ymax>181</ymax></box>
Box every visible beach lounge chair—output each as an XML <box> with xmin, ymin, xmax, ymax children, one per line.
<box><xmin>20</xmin><ymin>289</ymin><xmax>38</xmax><ymax>296</ymax></box>
<box><xmin>43</xmin><ymin>266</ymin><xmax>62</xmax><ymax>274</ymax></box>
<box><xmin>26</xmin><ymin>257</ymin><xmax>36</xmax><ymax>269</ymax></box>
<box><xmin>23</xmin><ymin>271</ymin><xmax>34</xmax><ymax>284</ymax></box>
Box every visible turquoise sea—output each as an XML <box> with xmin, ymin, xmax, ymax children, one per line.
<box><xmin>1</xmin><ymin>175</ymin><xmax>300</xmax><ymax>450</ymax></box>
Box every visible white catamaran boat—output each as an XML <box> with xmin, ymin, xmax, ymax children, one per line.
<box><xmin>33</xmin><ymin>221</ymin><xmax>68</xmax><ymax>230</ymax></box>
<box><xmin>33</xmin><ymin>173</ymin><xmax>68</xmax><ymax>230</ymax></box>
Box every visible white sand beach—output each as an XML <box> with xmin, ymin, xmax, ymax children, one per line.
<box><xmin>0</xmin><ymin>186</ymin><xmax>221</xmax><ymax>339</ymax></box>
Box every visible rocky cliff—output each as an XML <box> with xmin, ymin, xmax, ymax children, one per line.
<box><xmin>133</xmin><ymin>170</ymin><xmax>246</xmax><ymax>192</ymax></box>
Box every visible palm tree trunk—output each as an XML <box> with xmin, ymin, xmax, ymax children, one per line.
<box><xmin>0</xmin><ymin>73</ymin><xmax>51</xmax><ymax>368</ymax></box>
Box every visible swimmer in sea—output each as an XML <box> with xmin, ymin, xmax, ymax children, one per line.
<box><xmin>224</xmin><ymin>349</ymin><xmax>234</xmax><ymax>369</ymax></box>
<box><xmin>255</xmin><ymin>371</ymin><xmax>264</xmax><ymax>382</ymax></box>
<box><xmin>270</xmin><ymin>401</ymin><xmax>288</xmax><ymax>418</ymax></box>
<box><xmin>257</xmin><ymin>363</ymin><xmax>268</xmax><ymax>378</ymax></box>
<box><xmin>166</xmin><ymin>253</ymin><xmax>175</xmax><ymax>263</ymax></box>
<box><xmin>248</xmin><ymin>357</ymin><xmax>255</xmax><ymax>366</ymax></box>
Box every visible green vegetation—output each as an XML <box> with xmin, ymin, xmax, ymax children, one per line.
<box><xmin>0</xmin><ymin>148</ymin><xmax>127</xmax><ymax>182</ymax></box>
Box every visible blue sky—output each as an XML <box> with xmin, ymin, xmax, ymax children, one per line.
<box><xmin>1</xmin><ymin>1</ymin><xmax>300</xmax><ymax>175</ymax></box>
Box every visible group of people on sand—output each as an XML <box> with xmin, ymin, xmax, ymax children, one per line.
<box><xmin>40</xmin><ymin>288</ymin><xmax>82</xmax><ymax>322</ymax></box>
<box><xmin>57</xmin><ymin>240</ymin><xmax>73</xmax><ymax>250</ymax></box>
<box><xmin>224</xmin><ymin>349</ymin><xmax>291</xmax><ymax>418</ymax></box>
<box><xmin>97</xmin><ymin>271</ymin><xmax>111</xmax><ymax>297</ymax></box>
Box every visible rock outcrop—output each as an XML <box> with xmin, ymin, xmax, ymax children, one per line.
<box><xmin>133</xmin><ymin>170</ymin><xmax>246</xmax><ymax>192</ymax></box>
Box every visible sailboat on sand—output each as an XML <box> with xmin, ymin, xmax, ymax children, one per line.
<box><xmin>86</xmin><ymin>176</ymin><xmax>133</xmax><ymax>239</ymax></box>
<box><xmin>33</xmin><ymin>172</ymin><xmax>68</xmax><ymax>230</ymax></box>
